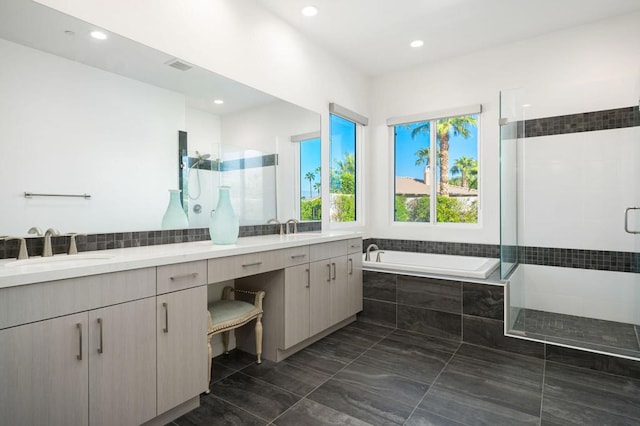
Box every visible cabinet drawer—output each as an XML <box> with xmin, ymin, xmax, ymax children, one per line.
<box><xmin>347</xmin><ymin>238</ymin><xmax>363</xmax><ymax>254</ymax></box>
<box><xmin>282</xmin><ymin>245</ymin><xmax>310</xmax><ymax>268</ymax></box>
<box><xmin>310</xmin><ymin>240</ymin><xmax>347</xmax><ymax>262</ymax></box>
<box><xmin>157</xmin><ymin>261</ymin><xmax>207</xmax><ymax>294</ymax></box>
<box><xmin>0</xmin><ymin>268</ymin><xmax>156</xmax><ymax>330</ymax></box>
<box><xmin>208</xmin><ymin>249</ymin><xmax>283</xmax><ymax>282</ymax></box>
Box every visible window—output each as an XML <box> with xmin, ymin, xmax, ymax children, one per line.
<box><xmin>392</xmin><ymin>108</ymin><xmax>480</xmax><ymax>224</ymax></box>
<box><xmin>299</xmin><ymin>135</ymin><xmax>321</xmax><ymax>220</ymax></box>
<box><xmin>330</xmin><ymin>114</ymin><xmax>357</xmax><ymax>222</ymax></box>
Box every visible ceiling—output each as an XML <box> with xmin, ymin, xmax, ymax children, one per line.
<box><xmin>256</xmin><ymin>0</ymin><xmax>640</xmax><ymax>76</ymax></box>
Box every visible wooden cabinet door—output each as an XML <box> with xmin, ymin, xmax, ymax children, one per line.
<box><xmin>89</xmin><ymin>297</ymin><xmax>157</xmax><ymax>426</ymax></box>
<box><xmin>157</xmin><ymin>286</ymin><xmax>208</xmax><ymax>415</ymax></box>
<box><xmin>283</xmin><ymin>264</ymin><xmax>311</xmax><ymax>349</ymax></box>
<box><xmin>0</xmin><ymin>312</ymin><xmax>89</xmax><ymax>426</ymax></box>
<box><xmin>309</xmin><ymin>259</ymin><xmax>332</xmax><ymax>335</ymax></box>
<box><xmin>347</xmin><ymin>253</ymin><xmax>363</xmax><ymax>315</ymax></box>
<box><xmin>329</xmin><ymin>256</ymin><xmax>349</xmax><ymax>325</ymax></box>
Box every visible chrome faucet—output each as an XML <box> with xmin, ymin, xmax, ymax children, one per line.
<box><xmin>267</xmin><ymin>218</ymin><xmax>284</xmax><ymax>235</ymax></box>
<box><xmin>285</xmin><ymin>218</ymin><xmax>299</xmax><ymax>235</ymax></box>
<box><xmin>1</xmin><ymin>236</ymin><xmax>29</xmax><ymax>260</ymax></box>
<box><xmin>365</xmin><ymin>244</ymin><xmax>379</xmax><ymax>261</ymax></box>
<box><xmin>43</xmin><ymin>228</ymin><xmax>60</xmax><ymax>257</ymax></box>
<box><xmin>376</xmin><ymin>251</ymin><xmax>385</xmax><ymax>262</ymax></box>
<box><xmin>28</xmin><ymin>226</ymin><xmax>43</xmax><ymax>237</ymax></box>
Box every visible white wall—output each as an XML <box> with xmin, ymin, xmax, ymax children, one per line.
<box><xmin>0</xmin><ymin>38</ymin><xmax>185</xmax><ymax>236</ymax></box>
<box><xmin>369</xmin><ymin>11</ymin><xmax>640</xmax><ymax>245</ymax></box>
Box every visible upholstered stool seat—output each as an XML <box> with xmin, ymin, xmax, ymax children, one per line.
<box><xmin>206</xmin><ymin>286</ymin><xmax>265</xmax><ymax>393</ymax></box>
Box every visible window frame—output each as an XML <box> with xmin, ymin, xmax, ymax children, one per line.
<box><xmin>388</xmin><ymin>105</ymin><xmax>482</xmax><ymax>228</ymax></box>
<box><xmin>328</xmin><ymin>110</ymin><xmax>365</xmax><ymax>228</ymax></box>
<box><xmin>292</xmin><ymin>131</ymin><xmax>321</xmax><ymax>221</ymax></box>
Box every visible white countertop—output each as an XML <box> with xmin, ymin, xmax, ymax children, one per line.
<box><xmin>0</xmin><ymin>231</ymin><xmax>361</xmax><ymax>288</ymax></box>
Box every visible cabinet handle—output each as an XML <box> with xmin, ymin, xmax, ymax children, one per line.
<box><xmin>331</xmin><ymin>262</ymin><xmax>336</xmax><ymax>280</ymax></box>
<box><xmin>163</xmin><ymin>302</ymin><xmax>169</xmax><ymax>333</ymax></box>
<box><xmin>170</xmin><ymin>272</ymin><xmax>198</xmax><ymax>281</ymax></box>
<box><xmin>326</xmin><ymin>264</ymin><xmax>331</xmax><ymax>282</ymax></box>
<box><xmin>242</xmin><ymin>261</ymin><xmax>263</xmax><ymax>268</ymax></box>
<box><xmin>97</xmin><ymin>318</ymin><xmax>103</xmax><ymax>354</ymax></box>
<box><xmin>349</xmin><ymin>258</ymin><xmax>353</xmax><ymax>275</ymax></box>
<box><xmin>76</xmin><ymin>323</ymin><xmax>82</xmax><ymax>361</ymax></box>
<box><xmin>305</xmin><ymin>268</ymin><xmax>310</xmax><ymax>288</ymax></box>
<box><xmin>290</xmin><ymin>254</ymin><xmax>307</xmax><ymax>259</ymax></box>
<box><xmin>350</xmin><ymin>244</ymin><xmax>360</xmax><ymax>249</ymax></box>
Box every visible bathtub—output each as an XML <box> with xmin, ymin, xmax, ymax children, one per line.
<box><xmin>362</xmin><ymin>250</ymin><xmax>500</xmax><ymax>279</ymax></box>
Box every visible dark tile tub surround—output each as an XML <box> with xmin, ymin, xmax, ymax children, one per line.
<box><xmin>363</xmin><ymin>238</ymin><xmax>638</xmax><ymax>273</ymax></box>
<box><xmin>360</xmin><ymin>269</ymin><xmax>640</xmax><ymax>379</ymax></box>
<box><xmin>0</xmin><ymin>222</ymin><xmax>321</xmax><ymax>260</ymax></box>
<box><xmin>363</xmin><ymin>238</ymin><xmax>500</xmax><ymax>258</ymax></box>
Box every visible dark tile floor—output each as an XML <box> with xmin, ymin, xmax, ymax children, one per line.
<box><xmin>170</xmin><ymin>320</ymin><xmax>640</xmax><ymax>426</ymax></box>
<box><xmin>513</xmin><ymin>308</ymin><xmax>640</xmax><ymax>358</ymax></box>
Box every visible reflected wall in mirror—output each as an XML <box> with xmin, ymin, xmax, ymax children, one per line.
<box><xmin>0</xmin><ymin>0</ymin><xmax>320</xmax><ymax>236</ymax></box>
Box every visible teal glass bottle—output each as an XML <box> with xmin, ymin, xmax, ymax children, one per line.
<box><xmin>209</xmin><ymin>186</ymin><xmax>239</xmax><ymax>244</ymax></box>
<box><xmin>161</xmin><ymin>189</ymin><xmax>189</xmax><ymax>229</ymax></box>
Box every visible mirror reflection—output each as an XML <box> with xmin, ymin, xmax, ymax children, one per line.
<box><xmin>0</xmin><ymin>0</ymin><xmax>320</xmax><ymax>236</ymax></box>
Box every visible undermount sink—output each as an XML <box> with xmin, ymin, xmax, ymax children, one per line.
<box><xmin>3</xmin><ymin>253</ymin><xmax>114</xmax><ymax>268</ymax></box>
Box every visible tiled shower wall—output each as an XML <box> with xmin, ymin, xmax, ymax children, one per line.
<box><xmin>359</xmin><ymin>270</ymin><xmax>640</xmax><ymax>379</ymax></box>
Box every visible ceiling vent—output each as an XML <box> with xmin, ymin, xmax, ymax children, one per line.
<box><xmin>165</xmin><ymin>59</ymin><xmax>193</xmax><ymax>71</ymax></box>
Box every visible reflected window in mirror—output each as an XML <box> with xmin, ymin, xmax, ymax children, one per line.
<box><xmin>292</xmin><ymin>132</ymin><xmax>321</xmax><ymax>221</ymax></box>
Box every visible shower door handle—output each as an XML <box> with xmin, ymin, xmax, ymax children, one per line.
<box><xmin>624</xmin><ymin>207</ymin><xmax>640</xmax><ymax>234</ymax></box>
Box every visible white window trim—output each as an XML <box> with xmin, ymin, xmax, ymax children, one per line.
<box><xmin>388</xmin><ymin>106</ymin><xmax>483</xmax><ymax>228</ymax></box>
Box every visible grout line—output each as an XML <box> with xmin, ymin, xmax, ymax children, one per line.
<box><xmin>402</xmin><ymin>341</ymin><xmax>463</xmax><ymax>426</ymax></box>
<box><xmin>268</xmin><ymin>325</ymin><xmax>396</xmax><ymax>425</ymax></box>
<box><xmin>208</xmin><ymin>393</ymin><xmax>272</xmax><ymax>424</ymax></box>
<box><xmin>538</xmin><ymin>357</ymin><xmax>547</xmax><ymax>426</ymax></box>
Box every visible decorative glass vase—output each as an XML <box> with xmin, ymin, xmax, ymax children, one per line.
<box><xmin>209</xmin><ymin>186</ymin><xmax>239</xmax><ymax>244</ymax></box>
<box><xmin>161</xmin><ymin>189</ymin><xmax>189</xmax><ymax>229</ymax></box>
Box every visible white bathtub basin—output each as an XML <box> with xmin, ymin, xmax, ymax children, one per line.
<box><xmin>363</xmin><ymin>250</ymin><xmax>500</xmax><ymax>279</ymax></box>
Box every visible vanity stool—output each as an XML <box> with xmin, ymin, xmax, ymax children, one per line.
<box><xmin>206</xmin><ymin>286</ymin><xmax>265</xmax><ymax>393</ymax></box>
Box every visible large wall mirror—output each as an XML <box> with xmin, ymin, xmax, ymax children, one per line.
<box><xmin>0</xmin><ymin>0</ymin><xmax>320</xmax><ymax>236</ymax></box>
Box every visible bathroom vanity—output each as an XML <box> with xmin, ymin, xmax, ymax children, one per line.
<box><xmin>0</xmin><ymin>232</ymin><xmax>362</xmax><ymax>426</ymax></box>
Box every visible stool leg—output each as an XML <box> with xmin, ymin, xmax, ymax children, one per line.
<box><xmin>222</xmin><ymin>331</ymin><xmax>230</xmax><ymax>354</ymax></box>
<box><xmin>206</xmin><ymin>334</ymin><xmax>212</xmax><ymax>394</ymax></box>
<box><xmin>255</xmin><ymin>314</ymin><xmax>263</xmax><ymax>364</ymax></box>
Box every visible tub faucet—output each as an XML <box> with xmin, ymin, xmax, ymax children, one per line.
<box><xmin>365</xmin><ymin>244</ymin><xmax>379</xmax><ymax>261</ymax></box>
<box><xmin>376</xmin><ymin>251</ymin><xmax>385</xmax><ymax>263</ymax></box>
<box><xmin>43</xmin><ymin>228</ymin><xmax>60</xmax><ymax>257</ymax></box>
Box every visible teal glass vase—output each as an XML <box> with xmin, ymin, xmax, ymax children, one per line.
<box><xmin>161</xmin><ymin>189</ymin><xmax>189</xmax><ymax>229</ymax></box>
<box><xmin>209</xmin><ymin>186</ymin><xmax>239</xmax><ymax>244</ymax></box>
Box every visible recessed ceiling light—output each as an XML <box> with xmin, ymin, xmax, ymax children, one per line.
<box><xmin>90</xmin><ymin>30</ymin><xmax>107</xmax><ymax>40</ymax></box>
<box><xmin>301</xmin><ymin>6</ymin><xmax>318</xmax><ymax>17</ymax></box>
<box><xmin>410</xmin><ymin>40</ymin><xmax>424</xmax><ymax>48</ymax></box>
<box><xmin>213</xmin><ymin>99</ymin><xmax>224</xmax><ymax>105</ymax></box>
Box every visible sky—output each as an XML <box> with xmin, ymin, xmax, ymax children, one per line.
<box><xmin>394</xmin><ymin>118</ymin><xmax>478</xmax><ymax>180</ymax></box>
<box><xmin>299</xmin><ymin>115</ymin><xmax>478</xmax><ymax>199</ymax></box>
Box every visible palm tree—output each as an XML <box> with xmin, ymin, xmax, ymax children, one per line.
<box><xmin>411</xmin><ymin>116</ymin><xmax>477</xmax><ymax>196</ymax></box>
<box><xmin>304</xmin><ymin>171</ymin><xmax>315</xmax><ymax>199</ymax></box>
<box><xmin>313</xmin><ymin>181</ymin><xmax>321</xmax><ymax>197</ymax></box>
<box><xmin>414</xmin><ymin>147</ymin><xmax>431</xmax><ymax>166</ymax></box>
<box><xmin>331</xmin><ymin>153</ymin><xmax>356</xmax><ymax>194</ymax></box>
<box><xmin>450</xmin><ymin>156</ymin><xmax>477</xmax><ymax>189</ymax></box>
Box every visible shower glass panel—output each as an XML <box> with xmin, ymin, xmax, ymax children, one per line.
<box><xmin>501</xmin><ymin>78</ymin><xmax>640</xmax><ymax>360</ymax></box>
